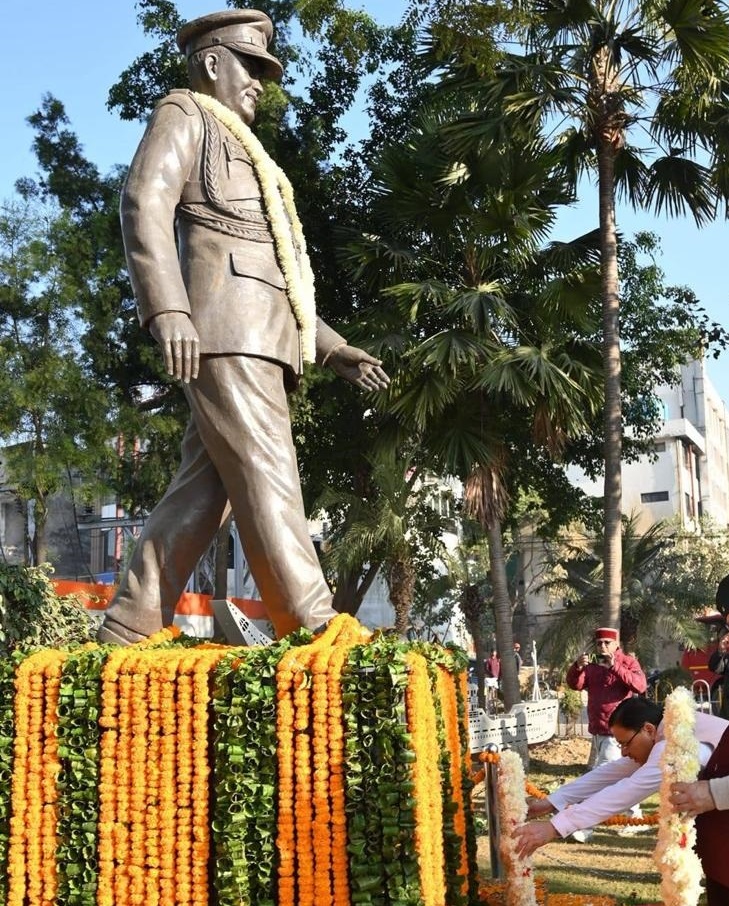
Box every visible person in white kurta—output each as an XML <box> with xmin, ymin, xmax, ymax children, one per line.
<box><xmin>513</xmin><ymin>697</ymin><xmax>729</xmax><ymax>857</ymax></box>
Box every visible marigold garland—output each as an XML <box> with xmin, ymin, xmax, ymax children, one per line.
<box><xmin>0</xmin><ymin>617</ymin><xmax>480</xmax><ymax>906</ymax></box>
<box><xmin>455</xmin><ymin>665</ymin><xmax>479</xmax><ymax>903</ymax></box>
<box><xmin>434</xmin><ymin>663</ymin><xmax>469</xmax><ymax>906</ymax></box>
<box><xmin>405</xmin><ymin>651</ymin><xmax>446</xmax><ymax>906</ymax></box>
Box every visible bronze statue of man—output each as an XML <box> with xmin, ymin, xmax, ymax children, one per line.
<box><xmin>98</xmin><ymin>9</ymin><xmax>389</xmax><ymax>645</ymax></box>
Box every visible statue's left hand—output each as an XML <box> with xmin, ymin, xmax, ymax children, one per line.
<box><xmin>327</xmin><ymin>345</ymin><xmax>390</xmax><ymax>392</ymax></box>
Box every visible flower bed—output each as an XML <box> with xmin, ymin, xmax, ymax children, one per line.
<box><xmin>0</xmin><ymin>615</ymin><xmax>480</xmax><ymax>906</ymax></box>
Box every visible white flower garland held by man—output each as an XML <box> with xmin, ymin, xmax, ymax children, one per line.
<box><xmin>657</xmin><ymin>687</ymin><xmax>703</xmax><ymax>906</ymax></box>
<box><xmin>497</xmin><ymin>749</ymin><xmax>537</xmax><ymax>906</ymax></box>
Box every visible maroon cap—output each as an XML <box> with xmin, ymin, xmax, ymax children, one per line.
<box><xmin>594</xmin><ymin>627</ymin><xmax>619</xmax><ymax>642</ymax></box>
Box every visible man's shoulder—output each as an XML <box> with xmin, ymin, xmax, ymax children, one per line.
<box><xmin>616</xmin><ymin>649</ymin><xmax>642</xmax><ymax>668</ymax></box>
<box><xmin>155</xmin><ymin>89</ymin><xmax>201</xmax><ymax>118</ymax></box>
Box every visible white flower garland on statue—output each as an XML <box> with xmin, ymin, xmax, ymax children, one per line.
<box><xmin>497</xmin><ymin>749</ymin><xmax>537</xmax><ymax>906</ymax></box>
<box><xmin>654</xmin><ymin>686</ymin><xmax>703</xmax><ymax>906</ymax></box>
<box><xmin>192</xmin><ymin>92</ymin><xmax>317</xmax><ymax>364</ymax></box>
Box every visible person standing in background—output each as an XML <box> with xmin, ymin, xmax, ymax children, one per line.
<box><xmin>485</xmin><ymin>649</ymin><xmax>501</xmax><ymax>681</ymax></box>
<box><xmin>709</xmin><ymin>632</ymin><xmax>729</xmax><ymax>719</ymax></box>
<box><xmin>565</xmin><ymin>626</ymin><xmax>647</xmax><ymax>840</ymax></box>
<box><xmin>513</xmin><ymin>642</ymin><xmax>523</xmax><ymax>672</ymax></box>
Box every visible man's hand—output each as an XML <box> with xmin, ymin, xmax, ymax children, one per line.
<box><xmin>326</xmin><ymin>344</ymin><xmax>390</xmax><ymax>392</ymax></box>
<box><xmin>513</xmin><ymin>820</ymin><xmax>558</xmax><ymax>858</ymax></box>
<box><xmin>149</xmin><ymin>311</ymin><xmax>200</xmax><ymax>383</ymax></box>
<box><xmin>526</xmin><ymin>797</ymin><xmax>556</xmax><ymax>819</ymax></box>
<box><xmin>671</xmin><ymin>780</ymin><xmax>716</xmax><ymax>817</ymax></box>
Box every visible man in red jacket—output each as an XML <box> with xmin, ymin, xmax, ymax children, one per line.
<box><xmin>565</xmin><ymin>626</ymin><xmax>647</xmax><ymax>840</ymax></box>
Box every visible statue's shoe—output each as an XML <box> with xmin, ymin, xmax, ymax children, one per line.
<box><xmin>96</xmin><ymin>619</ymin><xmax>149</xmax><ymax>646</ymax></box>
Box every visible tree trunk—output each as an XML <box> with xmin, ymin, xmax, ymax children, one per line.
<box><xmin>333</xmin><ymin>561</ymin><xmax>381</xmax><ymax>616</ymax></box>
<box><xmin>388</xmin><ymin>556</ymin><xmax>416</xmax><ymax>635</ymax></box>
<box><xmin>30</xmin><ymin>496</ymin><xmax>49</xmax><ymax>566</ymax></box>
<box><xmin>487</xmin><ymin>521</ymin><xmax>520</xmax><ymax>711</ymax></box>
<box><xmin>461</xmin><ymin>584</ymin><xmax>488</xmax><ymax>710</ymax></box>
<box><xmin>598</xmin><ymin>139</ymin><xmax>623</xmax><ymax>631</ymax></box>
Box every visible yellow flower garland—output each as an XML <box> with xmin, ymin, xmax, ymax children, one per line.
<box><xmin>7</xmin><ymin>650</ymin><xmax>67</xmax><ymax>906</ymax></box>
<box><xmin>405</xmin><ymin>652</ymin><xmax>447</xmax><ymax>906</ymax></box>
<box><xmin>192</xmin><ymin>92</ymin><xmax>318</xmax><ymax>364</ymax></box>
<box><xmin>157</xmin><ymin>654</ymin><xmax>178</xmax><ymax>906</ymax></box>
<box><xmin>4</xmin><ymin>616</ymin><xmax>478</xmax><ymax>906</ymax></box>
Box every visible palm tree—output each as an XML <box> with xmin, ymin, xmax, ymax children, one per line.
<box><xmin>345</xmin><ymin>103</ymin><xmax>603</xmax><ymax>709</ymax></box>
<box><xmin>457</xmin><ymin>0</ymin><xmax>729</xmax><ymax>629</ymax></box>
<box><xmin>538</xmin><ymin>514</ymin><xmax>711</xmax><ymax>668</ymax></box>
<box><xmin>317</xmin><ymin>452</ymin><xmax>446</xmax><ymax>632</ymax></box>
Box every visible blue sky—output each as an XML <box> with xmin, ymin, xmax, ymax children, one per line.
<box><xmin>2</xmin><ymin>0</ymin><xmax>728</xmax><ymax>403</ymax></box>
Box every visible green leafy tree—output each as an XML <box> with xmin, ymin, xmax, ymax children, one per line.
<box><xmin>474</xmin><ymin>0</ymin><xmax>729</xmax><ymax>629</ymax></box>
<box><xmin>318</xmin><ymin>451</ymin><xmax>446</xmax><ymax>630</ymax></box>
<box><xmin>0</xmin><ymin>198</ymin><xmax>110</xmax><ymax>564</ymax></box>
<box><xmin>21</xmin><ymin>95</ymin><xmax>190</xmax><ymax>519</ymax></box>
<box><xmin>345</xmin><ymin>84</ymin><xmax>604</xmax><ymax>707</ymax></box>
<box><xmin>538</xmin><ymin>514</ymin><xmax>729</xmax><ymax>669</ymax></box>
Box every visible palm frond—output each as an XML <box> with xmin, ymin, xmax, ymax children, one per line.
<box><xmin>541</xmin><ymin>227</ymin><xmax>602</xmax><ymax>270</ymax></box>
<box><xmin>613</xmin><ymin>145</ymin><xmax>650</xmax><ymax>207</ymax></box>
<box><xmin>658</xmin><ymin>0</ymin><xmax>729</xmax><ymax>76</ymax></box>
<box><xmin>643</xmin><ymin>154</ymin><xmax>716</xmax><ymax>224</ymax></box>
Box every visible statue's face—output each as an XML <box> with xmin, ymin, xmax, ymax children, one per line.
<box><xmin>208</xmin><ymin>49</ymin><xmax>264</xmax><ymax>124</ymax></box>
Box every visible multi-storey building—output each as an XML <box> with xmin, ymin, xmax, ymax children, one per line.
<box><xmin>570</xmin><ymin>359</ymin><xmax>729</xmax><ymax>532</ymax></box>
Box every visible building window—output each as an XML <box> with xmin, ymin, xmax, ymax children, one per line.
<box><xmin>641</xmin><ymin>491</ymin><xmax>669</xmax><ymax>503</ymax></box>
<box><xmin>653</xmin><ymin>441</ymin><xmax>666</xmax><ymax>453</ymax></box>
<box><xmin>685</xmin><ymin>493</ymin><xmax>694</xmax><ymax>519</ymax></box>
<box><xmin>682</xmin><ymin>442</ymin><xmax>694</xmax><ymax>470</ymax></box>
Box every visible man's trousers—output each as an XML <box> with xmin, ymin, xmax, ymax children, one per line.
<box><xmin>99</xmin><ymin>355</ymin><xmax>337</xmax><ymax>642</ymax></box>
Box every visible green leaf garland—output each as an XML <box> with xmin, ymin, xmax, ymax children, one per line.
<box><xmin>55</xmin><ymin>646</ymin><xmax>109</xmax><ymax>906</ymax></box>
<box><xmin>343</xmin><ymin>637</ymin><xmax>423</xmax><ymax>906</ymax></box>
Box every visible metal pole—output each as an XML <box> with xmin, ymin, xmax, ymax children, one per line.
<box><xmin>484</xmin><ymin>743</ymin><xmax>503</xmax><ymax>878</ymax></box>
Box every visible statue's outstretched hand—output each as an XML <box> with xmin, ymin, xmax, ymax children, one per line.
<box><xmin>149</xmin><ymin>311</ymin><xmax>200</xmax><ymax>383</ymax></box>
<box><xmin>326</xmin><ymin>344</ymin><xmax>390</xmax><ymax>392</ymax></box>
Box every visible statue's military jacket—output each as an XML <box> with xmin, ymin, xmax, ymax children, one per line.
<box><xmin>120</xmin><ymin>89</ymin><xmax>343</xmax><ymax>389</ymax></box>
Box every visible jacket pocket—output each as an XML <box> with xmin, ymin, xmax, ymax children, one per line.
<box><xmin>230</xmin><ymin>249</ymin><xmax>286</xmax><ymax>290</ymax></box>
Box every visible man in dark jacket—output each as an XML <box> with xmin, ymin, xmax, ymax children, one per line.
<box><xmin>709</xmin><ymin>632</ymin><xmax>729</xmax><ymax>719</ymax></box>
<box><xmin>565</xmin><ymin>626</ymin><xmax>647</xmax><ymax>839</ymax></box>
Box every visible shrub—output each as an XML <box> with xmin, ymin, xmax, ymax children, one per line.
<box><xmin>0</xmin><ymin>563</ymin><xmax>95</xmax><ymax>654</ymax></box>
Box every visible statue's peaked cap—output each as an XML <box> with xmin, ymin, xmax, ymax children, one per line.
<box><xmin>177</xmin><ymin>9</ymin><xmax>283</xmax><ymax>81</ymax></box>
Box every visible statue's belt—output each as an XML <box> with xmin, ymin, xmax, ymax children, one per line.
<box><xmin>177</xmin><ymin>203</ymin><xmax>274</xmax><ymax>243</ymax></box>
